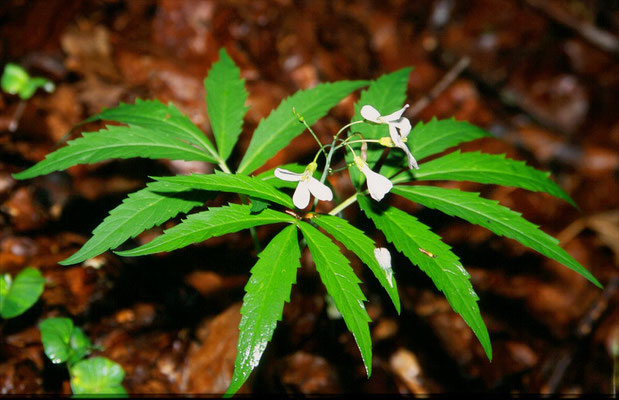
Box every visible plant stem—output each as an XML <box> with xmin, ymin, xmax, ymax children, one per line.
<box><xmin>328</xmin><ymin>193</ymin><xmax>358</xmax><ymax>216</ymax></box>
<box><xmin>218</xmin><ymin>159</ymin><xmax>232</xmax><ymax>174</ymax></box>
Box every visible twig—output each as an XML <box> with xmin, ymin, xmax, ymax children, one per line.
<box><xmin>8</xmin><ymin>100</ymin><xmax>26</xmax><ymax>132</ymax></box>
<box><xmin>524</xmin><ymin>0</ymin><xmax>619</xmax><ymax>54</ymax></box>
<box><xmin>407</xmin><ymin>56</ymin><xmax>471</xmax><ymax>118</ymax></box>
<box><xmin>543</xmin><ymin>275</ymin><xmax>619</xmax><ymax>393</ymax></box>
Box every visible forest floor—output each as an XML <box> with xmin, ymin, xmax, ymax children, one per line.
<box><xmin>0</xmin><ymin>0</ymin><xmax>618</xmax><ymax>395</ymax></box>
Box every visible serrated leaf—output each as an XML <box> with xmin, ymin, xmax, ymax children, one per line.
<box><xmin>60</xmin><ymin>181</ymin><xmax>211</xmax><ymax>265</ymax></box>
<box><xmin>153</xmin><ymin>171</ymin><xmax>294</xmax><ymax>209</ymax></box>
<box><xmin>226</xmin><ymin>225</ymin><xmax>301</xmax><ymax>396</ymax></box>
<box><xmin>409</xmin><ymin>118</ymin><xmax>491</xmax><ymax>161</ymax></box>
<box><xmin>237</xmin><ymin>80</ymin><xmax>368</xmax><ymax>175</ymax></box>
<box><xmin>249</xmin><ymin>197</ymin><xmax>269</xmax><ymax>213</ymax></box>
<box><xmin>87</xmin><ymin>98</ymin><xmax>218</xmax><ymax>160</ymax></box>
<box><xmin>70</xmin><ymin>357</ymin><xmax>127</xmax><ymax>396</ymax></box>
<box><xmin>13</xmin><ymin>125</ymin><xmax>213</xmax><ymax>180</ymax></box>
<box><xmin>380</xmin><ymin>118</ymin><xmax>491</xmax><ymax>180</ymax></box>
<box><xmin>116</xmin><ymin>204</ymin><xmax>296</xmax><ymax>256</ymax></box>
<box><xmin>392</xmin><ymin>185</ymin><xmax>601</xmax><ymax>288</ymax></box>
<box><xmin>205</xmin><ymin>48</ymin><xmax>249</xmax><ymax>161</ymax></box>
<box><xmin>347</xmin><ymin>68</ymin><xmax>412</xmax><ymax>187</ymax></box>
<box><xmin>393</xmin><ymin>150</ymin><xmax>576</xmax><ymax>207</ymax></box>
<box><xmin>314</xmin><ymin>214</ymin><xmax>400</xmax><ymax>314</ymax></box>
<box><xmin>298</xmin><ymin>221</ymin><xmax>373</xmax><ymax>376</ymax></box>
<box><xmin>358</xmin><ymin>195</ymin><xmax>492</xmax><ymax>360</ymax></box>
<box><xmin>0</xmin><ymin>267</ymin><xmax>45</xmax><ymax>318</ymax></box>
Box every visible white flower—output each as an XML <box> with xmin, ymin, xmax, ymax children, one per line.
<box><xmin>274</xmin><ymin>162</ymin><xmax>333</xmax><ymax>209</ymax></box>
<box><xmin>354</xmin><ymin>156</ymin><xmax>393</xmax><ymax>201</ymax></box>
<box><xmin>374</xmin><ymin>247</ymin><xmax>394</xmax><ymax>287</ymax></box>
<box><xmin>360</xmin><ymin>104</ymin><xmax>419</xmax><ymax>170</ymax></box>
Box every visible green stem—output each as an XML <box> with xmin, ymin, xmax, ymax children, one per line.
<box><xmin>328</xmin><ymin>193</ymin><xmax>358</xmax><ymax>216</ymax></box>
<box><xmin>218</xmin><ymin>159</ymin><xmax>232</xmax><ymax>174</ymax></box>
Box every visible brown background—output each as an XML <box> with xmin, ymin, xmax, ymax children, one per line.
<box><xmin>0</xmin><ymin>0</ymin><xmax>618</xmax><ymax>395</ymax></box>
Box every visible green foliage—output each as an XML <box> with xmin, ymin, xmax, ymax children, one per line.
<box><xmin>237</xmin><ymin>80</ymin><xmax>368</xmax><ymax>174</ymax></box>
<box><xmin>205</xmin><ymin>48</ymin><xmax>249</xmax><ymax>162</ymax></box>
<box><xmin>70</xmin><ymin>357</ymin><xmax>127</xmax><ymax>396</ymax></box>
<box><xmin>85</xmin><ymin>99</ymin><xmax>219</xmax><ymax>161</ymax></box>
<box><xmin>358</xmin><ymin>195</ymin><xmax>492</xmax><ymax>360</ymax></box>
<box><xmin>40</xmin><ymin>318</ymin><xmax>93</xmax><ymax>365</ymax></box>
<box><xmin>1</xmin><ymin>63</ymin><xmax>55</xmax><ymax>100</ymax></box>
<box><xmin>13</xmin><ymin>125</ymin><xmax>213</xmax><ymax>180</ymax></box>
<box><xmin>61</xmin><ymin>181</ymin><xmax>212</xmax><ymax>265</ymax></box>
<box><xmin>314</xmin><ymin>214</ymin><xmax>400</xmax><ymax>314</ymax></box>
<box><xmin>409</xmin><ymin>118</ymin><xmax>491</xmax><ymax>161</ymax></box>
<box><xmin>394</xmin><ymin>150</ymin><xmax>577</xmax><ymax>207</ymax></box>
<box><xmin>12</xmin><ymin>47</ymin><xmax>602</xmax><ymax>396</ymax></box>
<box><xmin>116</xmin><ymin>204</ymin><xmax>296</xmax><ymax>256</ymax></box>
<box><xmin>153</xmin><ymin>171</ymin><xmax>294</xmax><ymax>209</ymax></box>
<box><xmin>226</xmin><ymin>225</ymin><xmax>301</xmax><ymax>396</ymax></box>
<box><xmin>299</xmin><ymin>222</ymin><xmax>373</xmax><ymax>376</ymax></box>
<box><xmin>40</xmin><ymin>318</ymin><xmax>126</xmax><ymax>395</ymax></box>
<box><xmin>391</xmin><ymin>185</ymin><xmax>600</xmax><ymax>288</ymax></box>
<box><xmin>0</xmin><ymin>267</ymin><xmax>45</xmax><ymax>318</ymax></box>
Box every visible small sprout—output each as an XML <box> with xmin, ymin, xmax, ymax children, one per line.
<box><xmin>1</xmin><ymin>63</ymin><xmax>55</xmax><ymax>100</ymax></box>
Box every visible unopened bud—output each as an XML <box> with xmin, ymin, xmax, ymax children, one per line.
<box><xmin>379</xmin><ymin>137</ymin><xmax>395</xmax><ymax>147</ymax></box>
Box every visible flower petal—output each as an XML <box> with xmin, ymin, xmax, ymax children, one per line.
<box><xmin>362</xmin><ymin>165</ymin><xmax>393</xmax><ymax>201</ymax></box>
<box><xmin>383</xmin><ymin>104</ymin><xmax>409</xmax><ymax>122</ymax></box>
<box><xmin>274</xmin><ymin>168</ymin><xmax>303</xmax><ymax>182</ymax></box>
<box><xmin>292</xmin><ymin>179</ymin><xmax>311</xmax><ymax>209</ymax></box>
<box><xmin>307</xmin><ymin>177</ymin><xmax>333</xmax><ymax>202</ymax></box>
<box><xmin>360</xmin><ymin>105</ymin><xmax>381</xmax><ymax>123</ymax></box>
<box><xmin>374</xmin><ymin>247</ymin><xmax>394</xmax><ymax>287</ymax></box>
<box><xmin>392</xmin><ymin>117</ymin><xmax>411</xmax><ymax>138</ymax></box>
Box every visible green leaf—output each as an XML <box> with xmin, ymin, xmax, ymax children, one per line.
<box><xmin>116</xmin><ymin>204</ymin><xmax>296</xmax><ymax>256</ymax></box>
<box><xmin>61</xmin><ymin>181</ymin><xmax>211</xmax><ymax>265</ymax></box>
<box><xmin>0</xmin><ymin>267</ymin><xmax>45</xmax><ymax>318</ymax></box>
<box><xmin>394</xmin><ymin>151</ymin><xmax>576</xmax><ymax>207</ymax></box>
<box><xmin>249</xmin><ymin>197</ymin><xmax>269</xmax><ymax>213</ymax></box>
<box><xmin>237</xmin><ymin>80</ymin><xmax>368</xmax><ymax>175</ymax></box>
<box><xmin>226</xmin><ymin>225</ymin><xmax>301</xmax><ymax>396</ymax></box>
<box><xmin>87</xmin><ymin>98</ymin><xmax>218</xmax><ymax>161</ymax></box>
<box><xmin>298</xmin><ymin>221</ymin><xmax>373</xmax><ymax>376</ymax></box>
<box><xmin>409</xmin><ymin>118</ymin><xmax>491</xmax><ymax>162</ymax></box>
<box><xmin>40</xmin><ymin>317</ymin><xmax>94</xmax><ymax>366</ymax></box>
<box><xmin>66</xmin><ymin>327</ymin><xmax>93</xmax><ymax>366</ymax></box>
<box><xmin>314</xmin><ymin>214</ymin><xmax>401</xmax><ymax>314</ymax></box>
<box><xmin>205</xmin><ymin>48</ymin><xmax>249</xmax><ymax>161</ymax></box>
<box><xmin>347</xmin><ymin>68</ymin><xmax>412</xmax><ymax>187</ymax></box>
<box><xmin>13</xmin><ymin>125</ymin><xmax>213</xmax><ymax>180</ymax></box>
<box><xmin>153</xmin><ymin>171</ymin><xmax>294</xmax><ymax>209</ymax></box>
<box><xmin>70</xmin><ymin>357</ymin><xmax>127</xmax><ymax>396</ymax></box>
<box><xmin>392</xmin><ymin>185</ymin><xmax>601</xmax><ymax>288</ymax></box>
<box><xmin>358</xmin><ymin>196</ymin><xmax>492</xmax><ymax>360</ymax></box>
<box><xmin>1</xmin><ymin>63</ymin><xmax>29</xmax><ymax>95</ymax></box>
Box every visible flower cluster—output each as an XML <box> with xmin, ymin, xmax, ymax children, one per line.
<box><xmin>275</xmin><ymin>104</ymin><xmax>417</xmax><ymax>210</ymax></box>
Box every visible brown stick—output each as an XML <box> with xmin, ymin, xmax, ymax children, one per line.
<box><xmin>407</xmin><ymin>56</ymin><xmax>471</xmax><ymax>118</ymax></box>
<box><xmin>524</xmin><ymin>0</ymin><xmax>619</xmax><ymax>54</ymax></box>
